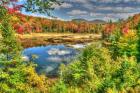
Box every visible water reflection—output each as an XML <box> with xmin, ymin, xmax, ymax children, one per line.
<box><xmin>23</xmin><ymin>44</ymin><xmax>79</xmax><ymax>76</ymax></box>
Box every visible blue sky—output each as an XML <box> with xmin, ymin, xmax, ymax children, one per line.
<box><xmin>19</xmin><ymin>0</ymin><xmax>140</xmax><ymax>21</ymax></box>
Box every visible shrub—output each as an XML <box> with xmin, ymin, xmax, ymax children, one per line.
<box><xmin>136</xmin><ymin>22</ymin><xmax>140</xmax><ymax>62</ymax></box>
<box><xmin>53</xmin><ymin>45</ymin><xmax>140</xmax><ymax>93</ymax></box>
<box><xmin>0</xmin><ymin>6</ymin><xmax>48</xmax><ymax>93</ymax></box>
<box><xmin>109</xmin><ymin>29</ymin><xmax>138</xmax><ymax>59</ymax></box>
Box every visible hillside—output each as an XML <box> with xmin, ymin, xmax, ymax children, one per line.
<box><xmin>103</xmin><ymin>13</ymin><xmax>140</xmax><ymax>34</ymax></box>
<box><xmin>10</xmin><ymin>13</ymin><xmax>102</xmax><ymax>34</ymax></box>
<box><xmin>9</xmin><ymin>12</ymin><xmax>140</xmax><ymax>35</ymax></box>
<box><xmin>123</xmin><ymin>13</ymin><xmax>140</xmax><ymax>29</ymax></box>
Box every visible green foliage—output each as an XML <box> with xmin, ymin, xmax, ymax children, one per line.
<box><xmin>136</xmin><ymin>22</ymin><xmax>140</xmax><ymax>62</ymax></box>
<box><xmin>51</xmin><ymin>45</ymin><xmax>140</xmax><ymax>93</ymax></box>
<box><xmin>49</xmin><ymin>80</ymin><xmax>68</xmax><ymax>93</ymax></box>
<box><xmin>117</xmin><ymin>32</ymin><xmax>138</xmax><ymax>57</ymax></box>
<box><xmin>25</xmin><ymin>0</ymin><xmax>61</xmax><ymax>14</ymax></box>
<box><xmin>0</xmin><ymin>6</ymin><xmax>48</xmax><ymax>93</ymax></box>
<box><xmin>108</xmin><ymin>29</ymin><xmax>138</xmax><ymax>59</ymax></box>
<box><xmin>0</xmin><ymin>62</ymin><xmax>48</xmax><ymax>93</ymax></box>
<box><xmin>0</xmin><ymin>0</ymin><xmax>61</xmax><ymax>15</ymax></box>
<box><xmin>1</xmin><ymin>1</ymin><xmax>140</xmax><ymax>93</ymax></box>
<box><xmin>0</xmin><ymin>6</ymin><xmax>22</xmax><ymax>60</ymax></box>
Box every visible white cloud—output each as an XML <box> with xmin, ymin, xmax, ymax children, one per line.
<box><xmin>93</xmin><ymin>0</ymin><xmax>138</xmax><ymax>3</ymax></box>
<box><xmin>69</xmin><ymin>0</ymin><xmax>89</xmax><ymax>3</ymax></box>
<box><xmin>67</xmin><ymin>9</ymin><xmax>88</xmax><ymax>16</ymax></box>
<box><xmin>136</xmin><ymin>0</ymin><xmax>140</xmax><ymax>2</ymax></box>
<box><xmin>70</xmin><ymin>0</ymin><xmax>140</xmax><ymax>4</ymax></box>
<box><xmin>96</xmin><ymin>6</ymin><xmax>136</xmax><ymax>13</ymax></box>
<box><xmin>52</xmin><ymin>2</ymin><xmax>72</xmax><ymax>10</ymax></box>
<box><xmin>22</xmin><ymin>0</ymin><xmax>140</xmax><ymax>21</ymax></box>
<box><xmin>90</xmin><ymin>12</ymin><xmax>140</xmax><ymax>21</ymax></box>
<box><xmin>90</xmin><ymin>13</ymin><xmax>103</xmax><ymax>17</ymax></box>
<box><xmin>67</xmin><ymin>0</ymin><xmax>140</xmax><ymax>21</ymax></box>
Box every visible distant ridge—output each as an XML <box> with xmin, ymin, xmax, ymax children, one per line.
<box><xmin>72</xmin><ymin>18</ymin><xmax>88</xmax><ymax>23</ymax></box>
<box><xmin>89</xmin><ymin>19</ymin><xmax>106</xmax><ymax>24</ymax></box>
<box><xmin>71</xmin><ymin>18</ymin><xmax>106</xmax><ymax>24</ymax></box>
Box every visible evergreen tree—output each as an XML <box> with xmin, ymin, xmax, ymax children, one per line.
<box><xmin>136</xmin><ymin>22</ymin><xmax>140</xmax><ymax>62</ymax></box>
<box><xmin>0</xmin><ymin>1</ymin><xmax>60</xmax><ymax>92</ymax></box>
<box><xmin>0</xmin><ymin>6</ymin><xmax>21</xmax><ymax>61</ymax></box>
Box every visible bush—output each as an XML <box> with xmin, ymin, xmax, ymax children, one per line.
<box><xmin>109</xmin><ymin>30</ymin><xmax>138</xmax><ymax>59</ymax></box>
<box><xmin>0</xmin><ymin>7</ymin><xmax>48</xmax><ymax>93</ymax></box>
<box><xmin>136</xmin><ymin>22</ymin><xmax>140</xmax><ymax>61</ymax></box>
<box><xmin>0</xmin><ymin>58</ymin><xmax>48</xmax><ymax>93</ymax></box>
<box><xmin>53</xmin><ymin>45</ymin><xmax>140</xmax><ymax>93</ymax></box>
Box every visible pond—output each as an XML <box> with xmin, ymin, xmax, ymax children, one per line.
<box><xmin>23</xmin><ymin>44</ymin><xmax>85</xmax><ymax>76</ymax></box>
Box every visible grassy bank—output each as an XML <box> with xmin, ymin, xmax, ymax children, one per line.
<box><xmin>17</xmin><ymin>33</ymin><xmax>101</xmax><ymax>48</ymax></box>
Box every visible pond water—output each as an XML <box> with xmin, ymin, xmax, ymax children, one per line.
<box><xmin>23</xmin><ymin>44</ymin><xmax>84</xmax><ymax>76</ymax></box>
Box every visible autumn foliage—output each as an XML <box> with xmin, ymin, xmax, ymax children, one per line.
<box><xmin>4</xmin><ymin>12</ymin><xmax>104</xmax><ymax>34</ymax></box>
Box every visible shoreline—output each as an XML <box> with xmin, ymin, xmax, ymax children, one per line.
<box><xmin>18</xmin><ymin>33</ymin><xmax>101</xmax><ymax>48</ymax></box>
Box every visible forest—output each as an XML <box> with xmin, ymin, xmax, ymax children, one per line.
<box><xmin>0</xmin><ymin>0</ymin><xmax>140</xmax><ymax>93</ymax></box>
<box><xmin>8</xmin><ymin>11</ymin><xmax>140</xmax><ymax>35</ymax></box>
<box><xmin>10</xmin><ymin>13</ymin><xmax>103</xmax><ymax>34</ymax></box>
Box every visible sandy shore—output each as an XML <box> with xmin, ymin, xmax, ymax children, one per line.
<box><xmin>17</xmin><ymin>33</ymin><xmax>101</xmax><ymax>48</ymax></box>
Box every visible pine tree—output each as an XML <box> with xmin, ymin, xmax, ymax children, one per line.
<box><xmin>136</xmin><ymin>22</ymin><xmax>140</xmax><ymax>62</ymax></box>
<box><xmin>0</xmin><ymin>6</ymin><xmax>22</xmax><ymax>61</ymax></box>
<box><xmin>0</xmin><ymin>1</ymin><xmax>61</xmax><ymax>92</ymax></box>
